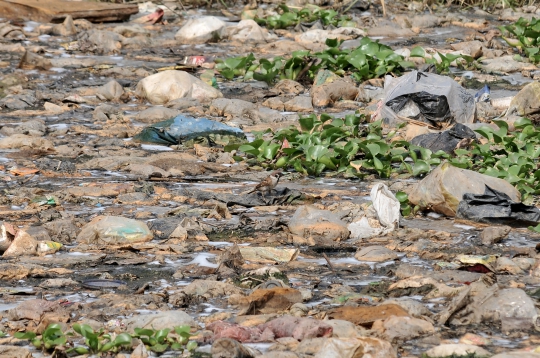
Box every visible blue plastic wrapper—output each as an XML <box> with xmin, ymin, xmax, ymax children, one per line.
<box><xmin>474</xmin><ymin>84</ymin><xmax>490</xmax><ymax>103</ymax></box>
<box><xmin>133</xmin><ymin>115</ymin><xmax>246</xmax><ymax>146</ymax></box>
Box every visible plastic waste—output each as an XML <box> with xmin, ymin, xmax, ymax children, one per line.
<box><xmin>410</xmin><ymin>123</ymin><xmax>477</xmax><ymax>154</ymax></box>
<box><xmin>474</xmin><ymin>84</ymin><xmax>490</xmax><ymax>103</ymax></box>
<box><xmin>408</xmin><ymin>163</ymin><xmax>521</xmax><ymax>217</ymax></box>
<box><xmin>76</xmin><ymin>216</ymin><xmax>153</xmax><ymax>244</ymax></box>
<box><xmin>456</xmin><ymin>185</ymin><xmax>540</xmax><ymax>226</ymax></box>
<box><xmin>376</xmin><ymin>70</ymin><xmax>475</xmax><ymax>127</ymax></box>
<box><xmin>133</xmin><ymin>115</ymin><xmax>246</xmax><ymax>146</ymax></box>
<box><xmin>348</xmin><ymin>183</ymin><xmax>400</xmax><ymax>240</ymax></box>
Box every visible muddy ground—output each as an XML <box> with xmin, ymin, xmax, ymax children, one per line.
<box><xmin>1</xmin><ymin>1</ymin><xmax>540</xmax><ymax>357</ymax></box>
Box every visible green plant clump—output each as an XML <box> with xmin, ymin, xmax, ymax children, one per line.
<box><xmin>500</xmin><ymin>17</ymin><xmax>540</xmax><ymax>63</ymax></box>
<box><xmin>409</xmin><ymin>46</ymin><xmax>473</xmax><ymax>74</ymax></box>
<box><xmin>215</xmin><ymin>37</ymin><xmax>415</xmax><ymax>84</ymax></box>
<box><xmin>255</xmin><ymin>5</ymin><xmax>355</xmax><ymax>29</ymax></box>
<box><xmin>228</xmin><ymin>112</ymin><xmax>444</xmax><ymax>178</ymax></box>
<box><xmin>228</xmin><ymin>113</ymin><xmax>540</xmax><ymax>205</ymax></box>
<box><xmin>14</xmin><ymin>323</ymin><xmax>197</xmax><ymax>356</ymax></box>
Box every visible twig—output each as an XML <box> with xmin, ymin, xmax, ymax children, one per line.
<box><xmin>322</xmin><ymin>253</ymin><xmax>335</xmax><ymax>273</ymax></box>
<box><xmin>380</xmin><ymin>0</ymin><xmax>387</xmax><ymax>17</ymax></box>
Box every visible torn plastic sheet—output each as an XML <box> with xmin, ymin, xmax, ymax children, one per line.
<box><xmin>456</xmin><ymin>185</ymin><xmax>540</xmax><ymax>226</ymax></box>
<box><xmin>410</xmin><ymin>123</ymin><xmax>477</xmax><ymax>154</ymax></box>
<box><xmin>179</xmin><ymin>187</ymin><xmax>304</xmax><ymax>207</ymax></box>
<box><xmin>133</xmin><ymin>115</ymin><xmax>246</xmax><ymax>146</ymax></box>
<box><xmin>376</xmin><ymin>71</ymin><xmax>475</xmax><ymax>127</ymax></box>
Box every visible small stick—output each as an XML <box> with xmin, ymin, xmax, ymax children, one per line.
<box><xmin>322</xmin><ymin>253</ymin><xmax>335</xmax><ymax>273</ymax></box>
<box><xmin>381</xmin><ymin>0</ymin><xmax>387</xmax><ymax>17</ymax></box>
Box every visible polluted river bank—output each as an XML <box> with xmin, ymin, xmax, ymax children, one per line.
<box><xmin>2</xmin><ymin>0</ymin><xmax>540</xmax><ymax>357</ymax></box>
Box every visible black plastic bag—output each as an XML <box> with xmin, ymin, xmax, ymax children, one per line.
<box><xmin>410</xmin><ymin>123</ymin><xmax>477</xmax><ymax>153</ymax></box>
<box><xmin>456</xmin><ymin>185</ymin><xmax>540</xmax><ymax>226</ymax></box>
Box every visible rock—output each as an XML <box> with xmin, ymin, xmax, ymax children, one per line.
<box><xmin>508</xmin><ymin>81</ymin><xmax>540</xmax><ymax>117</ymax></box>
<box><xmin>450</xmin><ymin>40</ymin><xmax>484</xmax><ymax>59</ymax></box>
<box><xmin>135</xmin><ymin>107</ymin><xmax>182</xmax><ymax>123</ymax></box>
<box><xmin>165</xmin><ymin>97</ymin><xmax>201</xmax><ymax>110</ymax></box>
<box><xmin>3</xmin><ymin>229</ymin><xmax>37</xmax><ymax>257</ymax></box>
<box><xmin>355</xmin><ymin>246</ymin><xmax>398</xmax><ymax>262</ymax></box>
<box><xmin>408</xmin><ymin>162</ymin><xmax>521</xmax><ymax>217</ymax></box>
<box><xmin>496</xmin><ymin>257</ymin><xmax>524</xmax><ymax>275</ymax></box>
<box><xmin>262</xmin><ymin>97</ymin><xmax>285</xmax><ymax>111</ymax></box>
<box><xmin>76</xmin><ymin>216</ymin><xmax>153</xmax><ymax>244</ymax></box>
<box><xmin>283</xmin><ymin>96</ymin><xmax>314</xmax><ymax>112</ymax></box>
<box><xmin>481</xmin><ymin>56</ymin><xmax>537</xmax><ymax>74</ymax></box>
<box><xmin>0</xmin><ymin>134</ymin><xmax>54</xmax><ymax>151</ymax></box>
<box><xmin>8</xmin><ymin>299</ymin><xmax>61</xmax><ymax>321</ymax></box>
<box><xmin>0</xmin><ymin>119</ymin><xmax>46</xmax><ymax>137</ymax></box>
<box><xmin>312</xmin><ymin>78</ymin><xmax>359</xmax><ymax>107</ymax></box>
<box><xmin>211</xmin><ymin>338</ymin><xmax>262</xmax><ymax>358</ymax></box>
<box><xmin>228</xmin><ymin>19</ymin><xmax>278</xmax><ymax>43</ymax></box>
<box><xmin>175</xmin><ymin>16</ymin><xmax>226</xmax><ymax>44</ymax></box>
<box><xmin>481</xmin><ymin>226</ymin><xmax>511</xmax><ymax>245</ymax></box>
<box><xmin>124</xmin><ymin>311</ymin><xmax>197</xmax><ymax>332</ymax></box>
<box><xmin>96</xmin><ymin>80</ymin><xmax>125</xmax><ymax>101</ymax></box>
<box><xmin>295</xmin><ymin>28</ymin><xmax>365</xmax><ymax>47</ymax></box>
<box><xmin>39</xmin><ymin>278</ymin><xmax>78</xmax><ymax>288</ymax></box>
<box><xmin>131</xmin><ymin>342</ymin><xmax>149</xmax><ymax>358</ymax></box>
<box><xmin>326</xmin><ymin>304</ymin><xmax>409</xmax><ymax>327</ymax></box>
<box><xmin>209</xmin><ymin>98</ymin><xmax>259</xmax><ymax>120</ymax></box>
<box><xmin>479</xmin><ymin>288</ymin><xmax>537</xmax><ymax>331</ymax></box>
<box><xmin>325</xmin><ymin>320</ymin><xmax>366</xmax><ymax>338</ymax></box>
<box><xmin>237</xmin><ymin>287</ymin><xmax>304</xmax><ymax>315</ymax></box>
<box><xmin>372</xmin><ymin>316</ymin><xmax>435</xmax><ymax>342</ymax></box>
<box><xmin>424</xmin><ymin>344</ymin><xmax>492</xmax><ymax>358</ymax></box>
<box><xmin>183</xmin><ymin>279</ymin><xmax>245</xmax><ymax>298</ymax></box>
<box><xmin>491</xmin><ymin>352</ymin><xmax>540</xmax><ymax>358</ymax></box>
<box><xmin>294</xmin><ymin>337</ymin><xmax>397</xmax><ymax>358</ymax></box>
<box><xmin>382</xmin><ymin>298</ymin><xmax>431</xmax><ymax>318</ymax></box>
<box><xmin>367</xmin><ymin>25</ymin><xmax>415</xmax><ymax>37</ymax></box>
<box><xmin>51</xmin><ymin>15</ymin><xmax>77</xmax><ymax>36</ymax></box>
<box><xmin>274</xmin><ymin>80</ymin><xmax>304</xmax><ymax>96</ymax></box>
<box><xmin>79</xmin><ymin>30</ymin><xmax>124</xmax><ymax>54</ymax></box>
<box><xmin>0</xmin><ymin>346</ymin><xmax>32</xmax><ymax>358</ymax></box>
<box><xmin>288</xmin><ymin>205</ymin><xmax>349</xmax><ymax>245</ymax></box>
<box><xmin>135</xmin><ymin>70</ymin><xmax>222</xmax><ymax>105</ymax></box>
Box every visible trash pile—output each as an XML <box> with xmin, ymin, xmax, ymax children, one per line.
<box><xmin>1</xmin><ymin>1</ymin><xmax>540</xmax><ymax>358</ymax></box>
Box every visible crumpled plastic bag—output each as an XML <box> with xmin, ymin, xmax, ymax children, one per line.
<box><xmin>456</xmin><ymin>185</ymin><xmax>540</xmax><ymax>226</ymax></box>
<box><xmin>348</xmin><ymin>183</ymin><xmax>400</xmax><ymax>240</ymax></box>
<box><xmin>133</xmin><ymin>115</ymin><xmax>246</xmax><ymax>147</ymax></box>
<box><xmin>375</xmin><ymin>70</ymin><xmax>475</xmax><ymax>127</ymax></box>
<box><xmin>410</xmin><ymin>123</ymin><xmax>477</xmax><ymax>153</ymax></box>
<box><xmin>409</xmin><ymin>162</ymin><xmax>520</xmax><ymax>217</ymax></box>
<box><xmin>77</xmin><ymin>216</ymin><xmax>153</xmax><ymax>244</ymax></box>
<box><xmin>180</xmin><ymin>187</ymin><xmax>303</xmax><ymax>207</ymax></box>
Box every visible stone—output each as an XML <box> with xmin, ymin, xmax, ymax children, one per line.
<box><xmin>283</xmin><ymin>96</ymin><xmax>314</xmax><ymax>112</ymax></box>
<box><xmin>237</xmin><ymin>287</ymin><xmax>304</xmax><ymax>315</ymax></box>
<box><xmin>175</xmin><ymin>16</ymin><xmax>226</xmax><ymax>44</ymax></box>
<box><xmin>262</xmin><ymin>97</ymin><xmax>285</xmax><ymax>111</ymax></box>
<box><xmin>479</xmin><ymin>288</ymin><xmax>537</xmax><ymax>331</ymax></box>
<box><xmin>424</xmin><ymin>344</ymin><xmax>492</xmax><ymax>358</ymax></box>
<box><xmin>372</xmin><ymin>316</ymin><xmax>435</xmax><ymax>343</ymax></box>
<box><xmin>135</xmin><ymin>70</ymin><xmax>222</xmax><ymax>105</ymax></box>
<box><xmin>0</xmin><ymin>346</ymin><xmax>32</xmax><ymax>358</ymax></box>
<box><xmin>491</xmin><ymin>352</ymin><xmax>540</xmax><ymax>358</ymax></box>
<box><xmin>228</xmin><ymin>19</ymin><xmax>278</xmax><ymax>43</ymax></box>
<box><xmin>495</xmin><ymin>257</ymin><xmax>524</xmax><ymax>275</ymax></box>
<box><xmin>3</xmin><ymin>229</ymin><xmax>37</xmax><ymax>257</ymax></box>
<box><xmin>450</xmin><ymin>40</ymin><xmax>484</xmax><ymax>59</ymax></box>
<box><xmin>96</xmin><ymin>79</ymin><xmax>125</xmax><ymax>101</ymax></box>
<box><xmin>76</xmin><ymin>216</ymin><xmax>153</xmax><ymax>245</ymax></box>
<box><xmin>288</xmin><ymin>205</ymin><xmax>349</xmax><ymax>245</ymax></box>
<box><xmin>481</xmin><ymin>56</ymin><xmax>537</xmax><ymax>74</ymax></box>
<box><xmin>312</xmin><ymin>337</ymin><xmax>397</xmax><ymax>358</ymax></box>
<box><xmin>326</xmin><ymin>304</ymin><xmax>409</xmax><ymax>327</ymax></box>
<box><xmin>274</xmin><ymin>80</ymin><xmax>305</xmax><ymax>96</ymax></box>
<box><xmin>124</xmin><ymin>311</ymin><xmax>197</xmax><ymax>332</ymax></box>
<box><xmin>508</xmin><ymin>81</ymin><xmax>540</xmax><ymax>117</ymax></box>
<box><xmin>354</xmin><ymin>246</ymin><xmax>398</xmax><ymax>262</ymax></box>
<box><xmin>0</xmin><ymin>134</ymin><xmax>54</xmax><ymax>151</ymax></box>
<box><xmin>135</xmin><ymin>107</ymin><xmax>182</xmax><ymax>123</ymax></box>
<box><xmin>51</xmin><ymin>15</ymin><xmax>77</xmax><ymax>36</ymax></box>
<box><xmin>481</xmin><ymin>226</ymin><xmax>511</xmax><ymax>245</ymax></box>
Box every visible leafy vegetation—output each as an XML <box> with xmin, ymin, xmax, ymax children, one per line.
<box><xmin>229</xmin><ymin>112</ymin><xmax>540</xmax><ymax>206</ymax></box>
<box><xmin>215</xmin><ymin>38</ymin><xmax>414</xmax><ymax>84</ymax></box>
<box><xmin>500</xmin><ymin>17</ymin><xmax>540</xmax><ymax>63</ymax></box>
<box><xmin>410</xmin><ymin>46</ymin><xmax>474</xmax><ymax>74</ymax></box>
<box><xmin>254</xmin><ymin>5</ymin><xmax>355</xmax><ymax>29</ymax></box>
<box><xmin>14</xmin><ymin>323</ymin><xmax>197</xmax><ymax>356</ymax></box>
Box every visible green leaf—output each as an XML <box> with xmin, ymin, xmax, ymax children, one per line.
<box><xmin>412</xmin><ymin>160</ymin><xmax>430</xmax><ymax>176</ymax></box>
<box><xmin>299</xmin><ymin>116</ymin><xmax>315</xmax><ymax>131</ymax></box>
<box><xmin>150</xmin><ymin>343</ymin><xmax>169</xmax><ymax>353</ymax></box>
<box><xmin>187</xmin><ymin>341</ymin><xmax>198</xmax><ymax>351</ymax></box>
<box><xmin>114</xmin><ymin>333</ymin><xmax>132</xmax><ymax>346</ymax></box>
<box><xmin>395</xmin><ymin>191</ymin><xmax>408</xmax><ymax>203</ymax></box>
